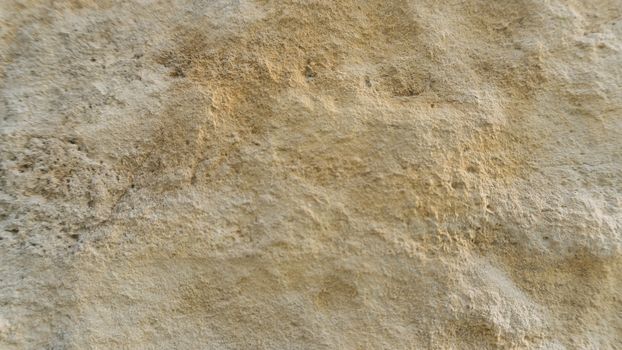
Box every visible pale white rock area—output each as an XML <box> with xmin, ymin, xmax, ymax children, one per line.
<box><xmin>1</xmin><ymin>0</ymin><xmax>621</xmax><ymax>349</ymax></box>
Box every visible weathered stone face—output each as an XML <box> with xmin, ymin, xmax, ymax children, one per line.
<box><xmin>1</xmin><ymin>1</ymin><xmax>621</xmax><ymax>348</ymax></box>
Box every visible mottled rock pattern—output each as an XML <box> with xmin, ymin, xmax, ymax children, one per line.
<box><xmin>1</xmin><ymin>0</ymin><xmax>621</xmax><ymax>349</ymax></box>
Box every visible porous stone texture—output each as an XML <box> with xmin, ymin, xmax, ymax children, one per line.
<box><xmin>1</xmin><ymin>0</ymin><xmax>621</xmax><ymax>349</ymax></box>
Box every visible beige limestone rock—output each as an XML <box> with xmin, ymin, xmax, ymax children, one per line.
<box><xmin>1</xmin><ymin>0</ymin><xmax>621</xmax><ymax>349</ymax></box>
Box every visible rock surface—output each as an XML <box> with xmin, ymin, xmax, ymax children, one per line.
<box><xmin>1</xmin><ymin>0</ymin><xmax>621</xmax><ymax>348</ymax></box>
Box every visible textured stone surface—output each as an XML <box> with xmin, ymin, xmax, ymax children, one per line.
<box><xmin>1</xmin><ymin>0</ymin><xmax>621</xmax><ymax>348</ymax></box>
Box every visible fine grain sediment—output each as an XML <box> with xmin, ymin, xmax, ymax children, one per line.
<box><xmin>1</xmin><ymin>1</ymin><xmax>621</xmax><ymax>349</ymax></box>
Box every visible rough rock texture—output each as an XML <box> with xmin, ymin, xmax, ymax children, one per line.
<box><xmin>1</xmin><ymin>0</ymin><xmax>621</xmax><ymax>349</ymax></box>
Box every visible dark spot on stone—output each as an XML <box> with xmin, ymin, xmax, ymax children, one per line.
<box><xmin>170</xmin><ymin>66</ymin><xmax>185</xmax><ymax>78</ymax></box>
<box><xmin>305</xmin><ymin>65</ymin><xmax>316</xmax><ymax>80</ymax></box>
<box><xmin>466</xmin><ymin>165</ymin><xmax>479</xmax><ymax>173</ymax></box>
<box><xmin>451</xmin><ymin>181</ymin><xmax>465</xmax><ymax>190</ymax></box>
<box><xmin>69</xmin><ymin>233</ymin><xmax>80</xmax><ymax>240</ymax></box>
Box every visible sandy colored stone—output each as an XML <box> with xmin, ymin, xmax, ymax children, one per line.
<box><xmin>1</xmin><ymin>0</ymin><xmax>621</xmax><ymax>349</ymax></box>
